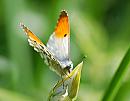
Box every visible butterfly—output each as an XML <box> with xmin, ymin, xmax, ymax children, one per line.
<box><xmin>20</xmin><ymin>10</ymin><xmax>73</xmax><ymax>77</ymax></box>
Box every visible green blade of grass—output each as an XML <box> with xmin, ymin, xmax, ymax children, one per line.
<box><xmin>102</xmin><ymin>46</ymin><xmax>130</xmax><ymax>101</ymax></box>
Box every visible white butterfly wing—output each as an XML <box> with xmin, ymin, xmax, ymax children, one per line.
<box><xmin>47</xmin><ymin>32</ymin><xmax>69</xmax><ymax>62</ymax></box>
<box><xmin>47</xmin><ymin>11</ymin><xmax>73</xmax><ymax>69</ymax></box>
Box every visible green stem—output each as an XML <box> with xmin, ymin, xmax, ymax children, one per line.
<box><xmin>102</xmin><ymin>46</ymin><xmax>130</xmax><ymax>101</ymax></box>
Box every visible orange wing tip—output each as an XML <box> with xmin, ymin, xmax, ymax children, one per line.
<box><xmin>60</xmin><ymin>10</ymin><xmax>68</xmax><ymax>18</ymax></box>
<box><xmin>54</xmin><ymin>10</ymin><xmax>70</xmax><ymax>38</ymax></box>
<box><xmin>20</xmin><ymin>22</ymin><xmax>44</xmax><ymax>45</ymax></box>
<box><xmin>55</xmin><ymin>10</ymin><xmax>68</xmax><ymax>26</ymax></box>
<box><xmin>19</xmin><ymin>22</ymin><xmax>24</xmax><ymax>28</ymax></box>
<box><xmin>19</xmin><ymin>22</ymin><xmax>29</xmax><ymax>35</ymax></box>
<box><xmin>20</xmin><ymin>22</ymin><xmax>26</xmax><ymax>30</ymax></box>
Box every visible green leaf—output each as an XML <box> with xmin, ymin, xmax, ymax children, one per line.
<box><xmin>102</xmin><ymin>46</ymin><xmax>130</xmax><ymax>101</ymax></box>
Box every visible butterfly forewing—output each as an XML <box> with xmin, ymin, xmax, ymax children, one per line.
<box><xmin>47</xmin><ymin>10</ymin><xmax>73</xmax><ymax>70</ymax></box>
<box><xmin>20</xmin><ymin>10</ymin><xmax>73</xmax><ymax>77</ymax></box>
<box><xmin>20</xmin><ymin>23</ymin><xmax>67</xmax><ymax>76</ymax></box>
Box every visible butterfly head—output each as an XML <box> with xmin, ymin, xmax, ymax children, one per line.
<box><xmin>60</xmin><ymin>60</ymin><xmax>73</xmax><ymax>73</ymax></box>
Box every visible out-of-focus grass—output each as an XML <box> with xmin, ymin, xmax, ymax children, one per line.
<box><xmin>102</xmin><ymin>46</ymin><xmax>130</xmax><ymax>101</ymax></box>
<box><xmin>0</xmin><ymin>0</ymin><xmax>130</xmax><ymax>101</ymax></box>
<box><xmin>0</xmin><ymin>88</ymin><xmax>34</xmax><ymax>101</ymax></box>
<box><xmin>3</xmin><ymin>0</ymin><xmax>34</xmax><ymax>93</ymax></box>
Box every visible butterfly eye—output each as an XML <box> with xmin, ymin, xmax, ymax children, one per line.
<box><xmin>65</xmin><ymin>63</ymin><xmax>73</xmax><ymax>70</ymax></box>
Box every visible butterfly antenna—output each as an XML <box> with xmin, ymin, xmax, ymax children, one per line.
<box><xmin>61</xmin><ymin>75</ymin><xmax>65</xmax><ymax>89</ymax></box>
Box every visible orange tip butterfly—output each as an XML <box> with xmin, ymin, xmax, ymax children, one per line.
<box><xmin>20</xmin><ymin>10</ymin><xmax>73</xmax><ymax>77</ymax></box>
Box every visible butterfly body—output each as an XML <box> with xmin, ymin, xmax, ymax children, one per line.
<box><xmin>20</xmin><ymin>10</ymin><xmax>73</xmax><ymax>76</ymax></box>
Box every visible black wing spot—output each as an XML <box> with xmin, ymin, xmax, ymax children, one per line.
<box><xmin>40</xmin><ymin>45</ymin><xmax>44</xmax><ymax>49</ymax></box>
<box><xmin>64</xmin><ymin>34</ymin><xmax>67</xmax><ymax>37</ymax></box>
<box><xmin>43</xmin><ymin>51</ymin><xmax>47</xmax><ymax>55</ymax></box>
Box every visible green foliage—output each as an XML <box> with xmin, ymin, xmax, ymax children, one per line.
<box><xmin>0</xmin><ymin>0</ymin><xmax>130</xmax><ymax>101</ymax></box>
<box><xmin>102</xmin><ymin>46</ymin><xmax>130</xmax><ymax>101</ymax></box>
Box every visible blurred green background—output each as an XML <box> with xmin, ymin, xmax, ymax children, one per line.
<box><xmin>0</xmin><ymin>0</ymin><xmax>130</xmax><ymax>101</ymax></box>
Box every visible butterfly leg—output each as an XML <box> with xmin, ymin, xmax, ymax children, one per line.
<box><xmin>61</xmin><ymin>75</ymin><xmax>65</xmax><ymax>89</ymax></box>
<box><xmin>52</xmin><ymin>80</ymin><xmax>60</xmax><ymax>92</ymax></box>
